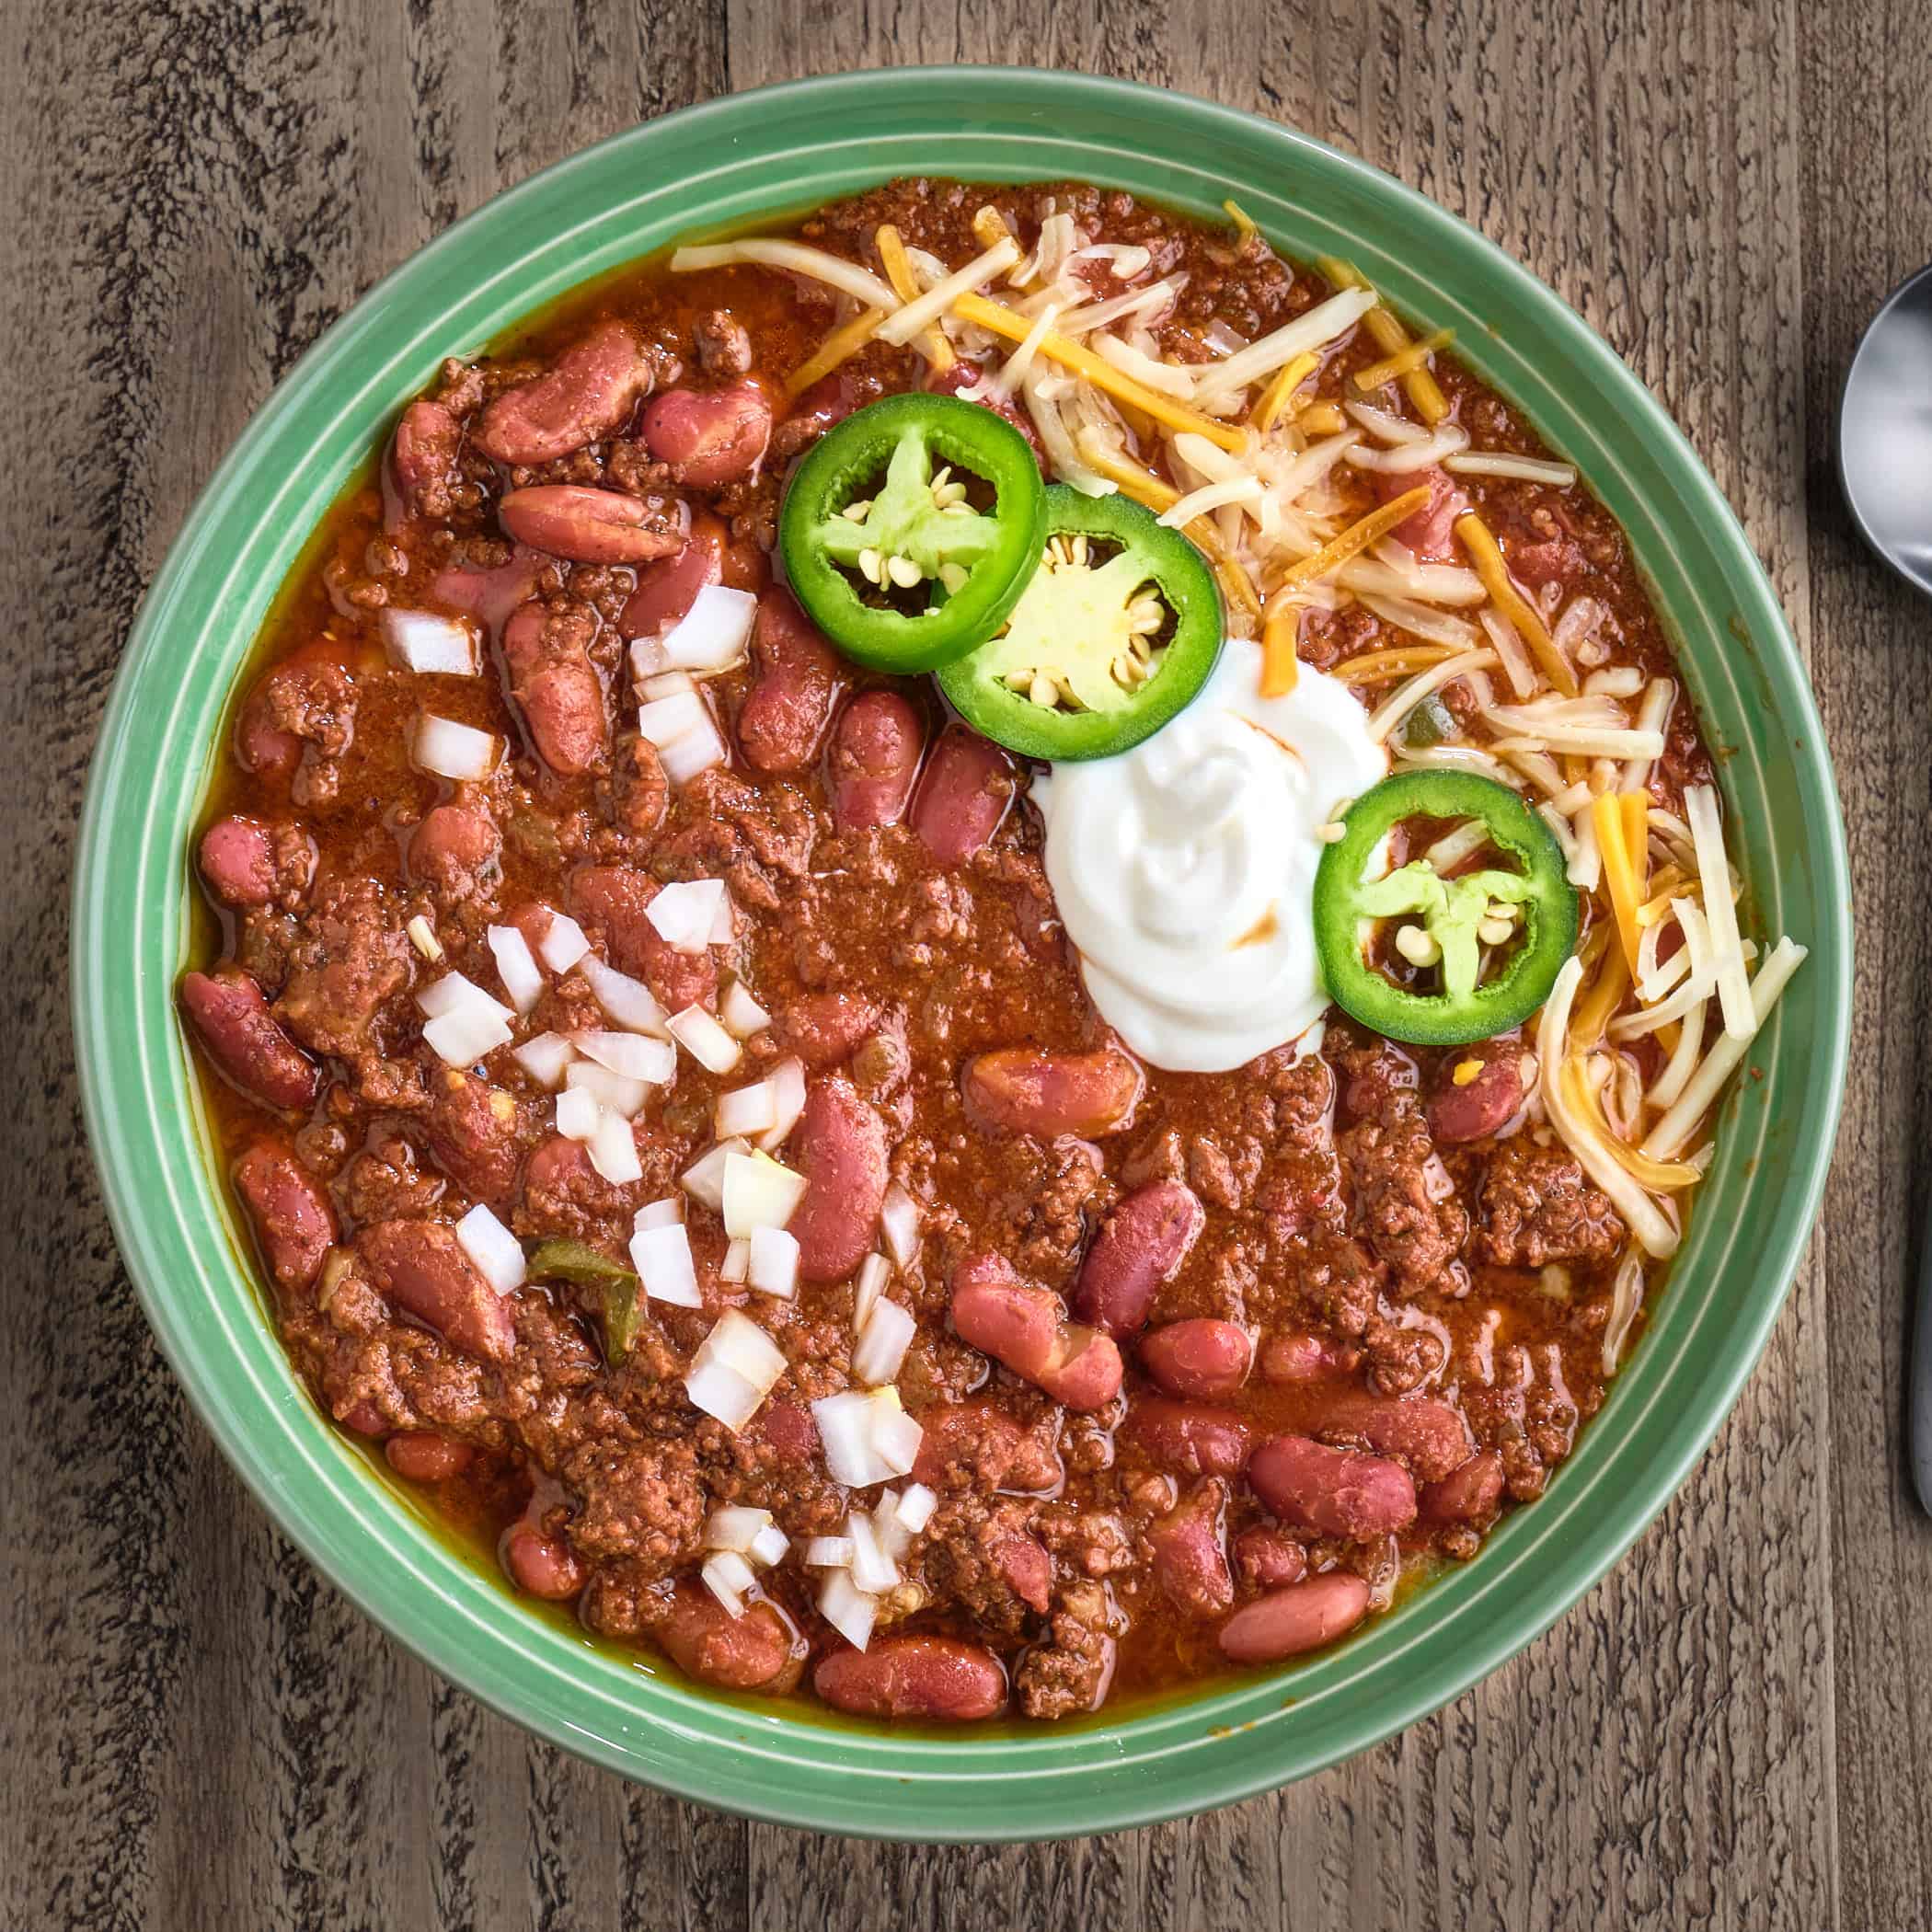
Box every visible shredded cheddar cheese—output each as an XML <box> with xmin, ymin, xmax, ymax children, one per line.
<box><xmin>1296</xmin><ymin>400</ymin><xmax>1350</xmax><ymax>435</ymax></box>
<box><xmin>950</xmin><ymin>293</ymin><xmax>1254</xmax><ymax>454</ymax></box>
<box><xmin>1252</xmin><ymin>351</ymin><xmax>1319</xmax><ymax>431</ymax></box>
<box><xmin>1317</xmin><ymin>256</ymin><xmax>1450</xmax><ymax>423</ymax></box>
<box><xmin>784</xmin><ymin>307</ymin><xmax>887</xmax><ymax>399</ymax></box>
<box><xmin>1562</xmin><ymin>1058</ymin><xmax>1702</xmax><ymax>1190</ymax></box>
<box><xmin>1259</xmin><ymin>610</ymin><xmax>1299</xmax><ymax>697</ymax></box>
<box><xmin>1330</xmin><ymin>643</ymin><xmax>1460</xmax><ymax>685</ymax></box>
<box><xmin>1593</xmin><ymin>794</ymin><xmax>1648</xmax><ymax>979</ymax></box>
<box><xmin>1078</xmin><ymin>443</ymin><xmax>1263</xmax><ymax>623</ymax></box>
<box><xmin>1568</xmin><ymin>926</ymin><xmax>1627</xmax><ymax>1049</ymax></box>
<box><xmin>1265</xmin><ymin>486</ymin><xmax>1432</xmax><ymax>603</ymax></box>
<box><xmin>1224</xmin><ymin>198</ymin><xmax>1258</xmax><ymax>238</ymax></box>
<box><xmin>875</xmin><ymin>224</ymin><xmax>954</xmax><ymax>374</ymax></box>
<box><xmin>1451</xmin><ymin>1058</ymin><xmax>1483</xmax><ymax>1087</ymax></box>
<box><xmin>1352</xmin><ymin>328</ymin><xmax>1455</xmax><ymax>394</ymax></box>
<box><xmin>1455</xmin><ymin>511</ymin><xmax>1580</xmax><ymax>696</ymax></box>
<box><xmin>971</xmin><ymin>206</ymin><xmax>1012</xmax><ymax>251</ymax></box>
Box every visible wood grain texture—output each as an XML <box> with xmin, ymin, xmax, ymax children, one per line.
<box><xmin>2</xmin><ymin>0</ymin><xmax>1918</xmax><ymax>1926</ymax></box>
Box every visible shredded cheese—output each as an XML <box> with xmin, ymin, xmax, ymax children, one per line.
<box><xmin>1684</xmin><ymin>784</ymin><xmax>1754</xmax><ymax>1039</ymax></box>
<box><xmin>670</xmin><ymin>239</ymin><xmax>897</xmax><ymax>313</ymax></box>
<box><xmin>1455</xmin><ymin>512</ymin><xmax>1579</xmax><ymax>696</ymax></box>
<box><xmin>1266</xmin><ymin>485</ymin><xmax>1432</xmax><ymax>602</ymax></box>
<box><xmin>1352</xmin><ymin>328</ymin><xmax>1455</xmax><ymax>393</ymax></box>
<box><xmin>783</xmin><ymin>307</ymin><xmax>887</xmax><ymax>399</ymax></box>
<box><xmin>1317</xmin><ymin>257</ymin><xmax>1451</xmax><ymax>423</ymax></box>
<box><xmin>955</xmin><ymin>291</ymin><xmax>1252</xmax><ymax>453</ymax></box>
<box><xmin>1363</xmin><ymin>648</ymin><xmax>1496</xmax><ymax>743</ymax></box>
<box><xmin>972</xmin><ymin>205</ymin><xmax>1013</xmax><ymax>251</ymax></box>
<box><xmin>1224</xmin><ymin>198</ymin><xmax>1258</xmax><ymax>237</ymax></box>
<box><xmin>1332</xmin><ymin>643</ymin><xmax>1459</xmax><ymax>685</ymax></box>
<box><xmin>1158</xmin><ymin>474</ymin><xmax>1264</xmax><ymax>527</ymax></box>
<box><xmin>1259</xmin><ymin>610</ymin><xmax>1299</xmax><ymax>697</ymax></box>
<box><xmin>1252</xmin><ymin>351</ymin><xmax>1319</xmax><ymax>431</ymax></box>
<box><xmin>879</xmin><ymin>236</ymin><xmax>1021</xmax><ymax>347</ymax></box>
<box><xmin>1191</xmin><ymin>287</ymin><xmax>1379</xmax><ymax>408</ymax></box>
<box><xmin>875</xmin><ymin>224</ymin><xmax>954</xmax><ymax>372</ymax></box>
<box><xmin>1593</xmin><ymin>793</ymin><xmax>1647</xmax><ymax>979</ymax></box>
<box><xmin>1444</xmin><ymin>452</ymin><xmax>1580</xmax><ymax>487</ymax></box>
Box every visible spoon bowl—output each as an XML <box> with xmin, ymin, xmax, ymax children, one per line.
<box><xmin>1839</xmin><ymin>262</ymin><xmax>1932</xmax><ymax>599</ymax></box>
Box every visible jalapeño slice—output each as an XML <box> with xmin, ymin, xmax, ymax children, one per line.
<box><xmin>936</xmin><ymin>486</ymin><xmax>1223</xmax><ymax>761</ymax></box>
<box><xmin>778</xmin><ymin>393</ymin><xmax>1045</xmax><ymax>672</ymax></box>
<box><xmin>1314</xmin><ymin>771</ymin><xmax>1577</xmax><ymax>1046</ymax></box>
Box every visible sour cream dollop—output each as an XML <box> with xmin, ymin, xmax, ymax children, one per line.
<box><xmin>1030</xmin><ymin>640</ymin><xmax>1388</xmax><ymax>1073</ymax></box>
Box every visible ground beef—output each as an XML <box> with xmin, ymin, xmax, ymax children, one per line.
<box><xmin>1475</xmin><ymin>1140</ymin><xmax>1626</xmax><ymax>1269</ymax></box>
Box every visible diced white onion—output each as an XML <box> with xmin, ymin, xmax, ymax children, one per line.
<box><xmin>421</xmin><ymin>1004</ymin><xmax>513</xmax><ymax>1069</ymax></box>
<box><xmin>382</xmin><ymin>607</ymin><xmax>478</xmax><ymax>676</ymax></box>
<box><xmin>818</xmin><ymin>1568</ymin><xmax>878</xmax><ymax>1650</ymax></box>
<box><xmin>555</xmin><ymin>1086</ymin><xmax>601</xmax><ymax>1142</ymax></box>
<box><xmin>880</xmin><ymin>1184</ymin><xmax>923</xmax><ymax>1271</ymax></box>
<box><xmin>720</xmin><ymin>1236</ymin><xmax>751</xmax><ymax>1283</ymax></box>
<box><xmin>722</xmin><ymin>1149</ymin><xmax>810</xmax><ymax>1238</ymax></box>
<box><xmin>852</xmin><ymin>1297</ymin><xmax>915</xmax><ymax>1386</ymax></box>
<box><xmin>680</xmin><ymin>1137</ymin><xmax>749</xmax><ymax>1212</ymax></box>
<box><xmin>700</xmin><ymin>1549</ymin><xmax>753</xmax><ymax>1618</ymax></box>
<box><xmin>813</xmin><ymin>1391</ymin><xmax>891</xmax><ymax>1489</ymax></box>
<box><xmin>845</xmin><ymin>1511</ymin><xmax>901</xmax><ymax>1593</ymax></box>
<box><xmin>709</xmin><ymin>889</ymin><xmax>735</xmax><ymax>947</ymax></box>
<box><xmin>748</xmin><ymin>1524</ymin><xmax>789</xmax><ymax>1568</ymax></box>
<box><xmin>853</xmin><ymin>1253</ymin><xmax>891</xmax><ymax>1332</ymax></box>
<box><xmin>639</xmin><ymin>669</ymin><xmax>697</xmax><ymax>702</ymax></box>
<box><xmin>654</xmin><ymin>584</ymin><xmax>758</xmax><ymax>673</ymax></box>
<box><xmin>589</xmin><ymin>1110</ymin><xmax>643</xmax><ymax>1185</ymax></box>
<box><xmin>512</xmin><ymin>1030</ymin><xmax>576</xmax><ymax>1090</ymax></box>
<box><xmin>578</xmin><ymin>954</ymin><xmax>668</xmax><ymax>1036</ymax></box>
<box><xmin>872</xmin><ymin>1402</ymin><xmax>922</xmax><ymax>1479</ymax></box>
<box><xmin>719</xmin><ymin>980</ymin><xmax>771</xmax><ymax>1040</ymax></box>
<box><xmin>417</xmin><ymin>972</ymin><xmax>489</xmax><ymax>1021</ymax></box>
<box><xmin>755</xmin><ymin>1057</ymin><xmax>807</xmax><ymax>1153</ymax></box>
<box><xmin>571</xmin><ymin>1029</ymin><xmax>676</xmax><ymax>1087</ymax></box>
<box><xmin>454</xmin><ymin>1204</ymin><xmax>525</xmax><ymax>1294</ymax></box>
<box><xmin>413</xmin><ymin>713</ymin><xmax>498</xmax><ymax>782</ymax></box>
<box><xmin>647</xmin><ymin>878</ymin><xmax>727</xmax><ymax>955</ymax></box>
<box><xmin>631</xmin><ymin>1222</ymin><xmax>700</xmax><ymax>1307</ymax></box>
<box><xmin>685</xmin><ymin>1357</ymin><xmax>764</xmax><ymax>1432</ymax></box>
<box><xmin>715</xmin><ymin>1077</ymin><xmax>779</xmax><ymax>1140</ymax></box>
<box><xmin>806</xmin><ymin>1536</ymin><xmax>856</xmax><ymax>1569</ymax></box>
<box><xmin>486</xmin><ymin>925</ymin><xmax>546</xmax><ymax>1015</ymax></box>
<box><xmin>705</xmin><ymin>1505</ymin><xmax>775</xmax><ymax>1554</ymax></box>
<box><xmin>636</xmin><ymin>689</ymin><xmax>712</xmax><ymax>748</ymax></box>
<box><xmin>667</xmin><ymin>1004</ymin><xmax>742</xmax><ymax>1075</ymax></box>
<box><xmin>634</xmin><ymin>1196</ymin><xmax>683</xmax><ymax>1232</ymax></box>
<box><xmin>656</xmin><ymin>719</ymin><xmax>728</xmax><ymax>786</ymax></box>
<box><xmin>565</xmin><ymin>1059</ymin><xmax>649</xmax><ymax>1120</ymax></box>
<box><xmin>748</xmin><ymin>1225</ymin><xmax>800</xmax><ymax>1301</ymax></box>
<box><xmin>691</xmin><ymin>1309</ymin><xmax>787</xmax><ymax>1407</ymax></box>
<box><xmin>895</xmin><ymin>1484</ymin><xmax>938</xmax><ymax>1535</ymax></box>
<box><xmin>872</xmin><ymin>1491</ymin><xmax>911</xmax><ymax>1561</ymax></box>
<box><xmin>535</xmin><ymin>911</ymin><xmax>591</xmax><ymax>974</ymax></box>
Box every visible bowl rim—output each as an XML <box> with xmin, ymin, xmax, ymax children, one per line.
<box><xmin>72</xmin><ymin>64</ymin><xmax>1852</xmax><ymax>1841</ymax></box>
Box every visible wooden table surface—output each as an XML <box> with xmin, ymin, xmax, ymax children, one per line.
<box><xmin>6</xmin><ymin>2</ymin><xmax>1928</xmax><ymax>1926</ymax></box>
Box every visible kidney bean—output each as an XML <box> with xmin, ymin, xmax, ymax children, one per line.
<box><xmin>500</xmin><ymin>1523</ymin><xmax>586</xmax><ymax>1601</ymax></box>
<box><xmin>497</xmin><ymin>484</ymin><xmax>681</xmax><ymax>567</ymax></box>
<box><xmin>385</xmin><ymin>1432</ymin><xmax>474</xmax><ymax>1483</ymax></box>
<box><xmin>753</xmin><ymin>1397</ymin><xmax>818</xmax><ymax>1468</ymax></box>
<box><xmin>909</xmin><ymin>724</ymin><xmax>1015</xmax><ymax>862</ymax></box>
<box><xmin>234</xmin><ymin>638</ymin><xmax>352</xmax><ymax>786</ymax></box>
<box><xmin>620</xmin><ymin>511</ymin><xmax>726</xmax><ymax>638</ymax></box>
<box><xmin>949</xmin><ymin>1252</ymin><xmax>1122</xmax><ymax>1412</ymax></box>
<box><xmin>922</xmin><ymin>358</ymin><xmax>1045</xmax><ymax>458</ymax></box>
<box><xmin>963</xmin><ymin>1047</ymin><xmax>1144</xmax><ymax>1142</ymax></box>
<box><xmin>641</xmin><ymin>382</ymin><xmax>772</xmax><ymax>487</ymax></box>
<box><xmin>776</xmin><ymin>372</ymin><xmax>859</xmax><ymax>454</ymax></box>
<box><xmin>909</xmin><ymin>1398</ymin><xmax>1059</xmax><ymax>1493</ymax></box>
<box><xmin>1369</xmin><ymin>465</ymin><xmax>1468</xmax><ymax>564</ymax></box>
<box><xmin>198</xmin><ymin>815</ymin><xmax>276</xmax><ymax>907</ymax></box>
<box><xmin>1312</xmin><ymin>1392</ymin><xmax>1472</xmax><ymax>1484</ymax></box>
<box><xmin>788</xmin><ymin>1077</ymin><xmax>889</xmax><ymax>1282</ymax></box>
<box><xmin>775</xmin><ymin>992</ymin><xmax>881</xmax><ymax>1070</ymax></box>
<box><xmin>1218</xmin><ymin>1573</ymin><xmax>1373</xmax><ymax>1663</ymax></box>
<box><xmin>996</xmin><ymin>1535</ymin><xmax>1053</xmax><ymax>1613</ymax></box>
<box><xmin>827</xmin><ymin>691</ymin><xmax>925</xmax><ymax>830</ymax></box>
<box><xmin>1249</xmin><ymin>1434</ymin><xmax>1417</xmax><ymax>1539</ymax></box>
<box><xmin>1420</xmin><ymin>1450</ymin><xmax>1506</xmax><ymax>1527</ymax></box>
<box><xmin>1148</xmin><ymin>1478</ymin><xmax>1235</xmax><ymax>1618</ymax></box>
<box><xmin>813</xmin><ymin>1636</ymin><xmax>1007</xmax><ymax>1720</ymax></box>
<box><xmin>1258</xmin><ymin>1329</ymin><xmax>1362</xmax><ymax>1386</ymax></box>
<box><xmin>359</xmin><ymin>1218</ymin><xmax>517</xmax><ymax>1363</ymax></box>
<box><xmin>179</xmin><ymin>971</ymin><xmax>318</xmax><ymax>1110</ymax></box>
<box><xmin>1141</xmin><ymin>1319</ymin><xmax>1253</xmax><ymax>1400</ymax></box>
<box><xmin>339</xmin><ymin>1400</ymin><xmax>387</xmax><ymax>1437</ymax></box>
<box><xmin>473</xmin><ymin>320</ymin><xmax>654</xmax><ymax>466</ymax></box>
<box><xmin>232</xmin><ymin>1138</ymin><xmax>335</xmax><ymax>1292</ymax></box>
<box><xmin>1426</xmin><ymin>1039</ymin><xmax>1528</xmax><ymax>1144</ymax></box>
<box><xmin>408</xmin><ymin>803</ymin><xmax>500</xmax><ymax>900</ymax></box>
<box><xmin>1071</xmin><ymin>1179</ymin><xmax>1203</xmax><ymax>1336</ymax></box>
<box><xmin>1119</xmin><ymin>1397</ymin><xmax>1252</xmax><ymax>1478</ymax></box>
<box><xmin>736</xmin><ymin>590</ymin><xmax>842</xmax><ymax>774</ymax></box>
<box><xmin>424</xmin><ymin>1068</ymin><xmax>523</xmax><ymax>1209</ymax></box>
<box><xmin>385</xmin><ymin>397</ymin><xmax>460</xmax><ymax>525</ymax></box>
<box><xmin>431</xmin><ymin>546</ymin><xmax>546</xmax><ymax>635</ymax></box>
<box><xmin>655</xmin><ymin>1583</ymin><xmax>805</xmax><ymax>1694</ymax></box>
<box><xmin>1232</xmin><ymin>1524</ymin><xmax>1307</xmax><ymax>1590</ymax></box>
<box><xmin>570</xmin><ymin>865</ymin><xmax>718</xmax><ymax>1012</ymax></box>
<box><xmin>502</xmin><ymin>600</ymin><xmax>608</xmax><ymax>776</ymax></box>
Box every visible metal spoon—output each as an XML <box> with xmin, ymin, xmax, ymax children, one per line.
<box><xmin>1836</xmin><ymin>261</ymin><xmax>1932</xmax><ymax>1507</ymax></box>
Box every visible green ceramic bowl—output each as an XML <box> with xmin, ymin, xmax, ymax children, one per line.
<box><xmin>73</xmin><ymin>68</ymin><xmax>1851</xmax><ymax>1840</ymax></box>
